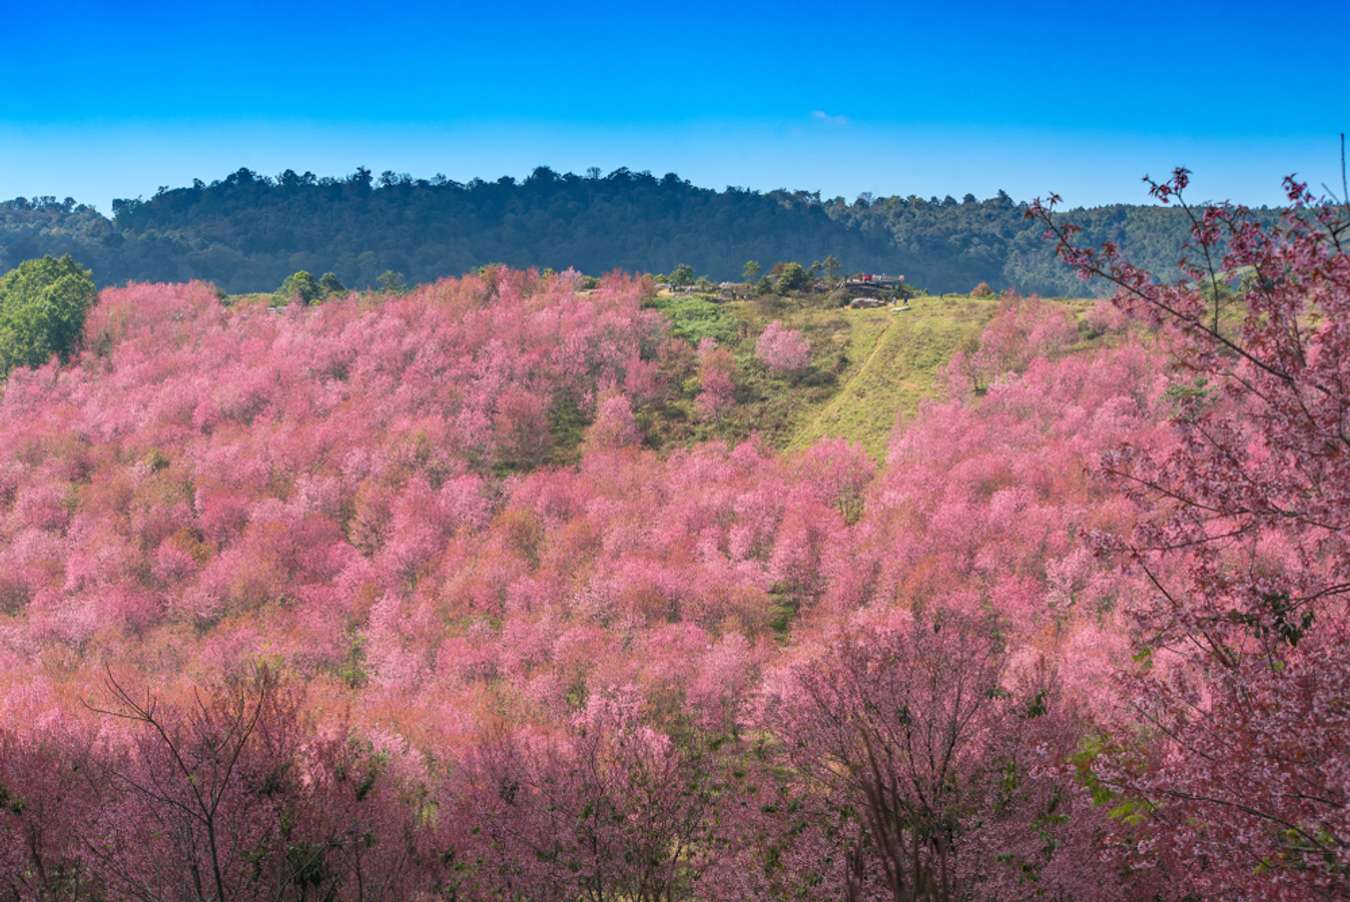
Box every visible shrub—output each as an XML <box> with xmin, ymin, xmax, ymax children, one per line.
<box><xmin>647</xmin><ymin>294</ymin><xmax>738</xmax><ymax>345</ymax></box>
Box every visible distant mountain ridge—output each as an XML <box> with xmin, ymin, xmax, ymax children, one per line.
<box><xmin>0</xmin><ymin>166</ymin><xmax>1229</xmax><ymax>294</ymax></box>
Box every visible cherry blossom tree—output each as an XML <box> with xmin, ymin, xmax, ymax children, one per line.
<box><xmin>695</xmin><ymin>338</ymin><xmax>737</xmax><ymax>420</ymax></box>
<box><xmin>584</xmin><ymin>392</ymin><xmax>642</xmax><ymax>451</ymax></box>
<box><xmin>0</xmin><ymin>666</ymin><xmax>442</xmax><ymax>900</ymax></box>
<box><xmin>1032</xmin><ymin>170</ymin><xmax>1350</xmax><ymax>897</ymax></box>
<box><xmin>941</xmin><ymin>295</ymin><xmax>1079</xmax><ymax>397</ymax></box>
<box><xmin>451</xmin><ymin>688</ymin><xmax>736</xmax><ymax>901</ymax></box>
<box><xmin>0</xmin><ymin>704</ymin><xmax>102</xmax><ymax>899</ymax></box>
<box><xmin>756</xmin><ymin>320</ymin><xmax>811</xmax><ymax>375</ymax></box>
<box><xmin>755</xmin><ymin>607</ymin><xmax>1120</xmax><ymax>901</ymax></box>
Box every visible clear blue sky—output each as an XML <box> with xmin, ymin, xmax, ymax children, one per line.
<box><xmin>2</xmin><ymin>0</ymin><xmax>1346</xmax><ymax>213</ymax></box>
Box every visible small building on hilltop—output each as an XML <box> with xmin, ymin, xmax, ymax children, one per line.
<box><xmin>845</xmin><ymin>273</ymin><xmax>910</xmax><ymax>305</ymax></box>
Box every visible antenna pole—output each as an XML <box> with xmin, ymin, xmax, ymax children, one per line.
<box><xmin>1341</xmin><ymin>132</ymin><xmax>1347</xmax><ymax>210</ymax></box>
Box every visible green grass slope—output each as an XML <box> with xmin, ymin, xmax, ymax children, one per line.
<box><xmin>640</xmin><ymin>292</ymin><xmax>897</xmax><ymax>450</ymax></box>
<box><xmin>789</xmin><ymin>296</ymin><xmax>1000</xmax><ymax>459</ymax></box>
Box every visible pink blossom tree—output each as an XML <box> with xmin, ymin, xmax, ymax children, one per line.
<box><xmin>1033</xmin><ymin>170</ymin><xmax>1350</xmax><ymax>897</ymax></box>
<box><xmin>695</xmin><ymin>338</ymin><xmax>737</xmax><ymax>420</ymax></box>
<box><xmin>0</xmin><ymin>666</ymin><xmax>445</xmax><ymax>899</ymax></box>
<box><xmin>451</xmin><ymin>688</ymin><xmax>735</xmax><ymax>901</ymax></box>
<box><xmin>940</xmin><ymin>295</ymin><xmax>1080</xmax><ymax>397</ymax></box>
<box><xmin>754</xmin><ymin>607</ymin><xmax>1119</xmax><ymax>901</ymax></box>
<box><xmin>584</xmin><ymin>392</ymin><xmax>642</xmax><ymax>451</ymax></box>
<box><xmin>755</xmin><ymin>320</ymin><xmax>811</xmax><ymax>375</ymax></box>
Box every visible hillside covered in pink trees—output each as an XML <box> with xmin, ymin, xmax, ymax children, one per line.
<box><xmin>1</xmin><ymin>176</ymin><xmax>1348</xmax><ymax>901</ymax></box>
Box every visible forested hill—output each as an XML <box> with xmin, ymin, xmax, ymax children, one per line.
<box><xmin>1</xmin><ymin>165</ymin><xmax>1224</xmax><ymax>294</ymax></box>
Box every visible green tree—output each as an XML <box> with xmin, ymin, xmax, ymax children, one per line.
<box><xmin>823</xmin><ymin>255</ymin><xmax>842</xmax><ymax>284</ymax></box>
<box><xmin>742</xmin><ymin>260</ymin><xmax>761</xmax><ymax>283</ymax></box>
<box><xmin>318</xmin><ymin>272</ymin><xmax>346</xmax><ymax>296</ymax></box>
<box><xmin>0</xmin><ymin>255</ymin><xmax>97</xmax><ymax>378</ymax></box>
<box><xmin>278</xmin><ymin>270</ymin><xmax>322</xmax><ymax>305</ymax></box>
<box><xmin>377</xmin><ymin>270</ymin><xmax>407</xmax><ymax>293</ymax></box>
<box><xmin>668</xmin><ymin>264</ymin><xmax>695</xmax><ymax>289</ymax></box>
<box><xmin>775</xmin><ymin>262</ymin><xmax>809</xmax><ymax>294</ymax></box>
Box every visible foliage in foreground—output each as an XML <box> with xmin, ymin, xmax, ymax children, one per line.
<box><xmin>1031</xmin><ymin>170</ymin><xmax>1350</xmax><ymax>898</ymax></box>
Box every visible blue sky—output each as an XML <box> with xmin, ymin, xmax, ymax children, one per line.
<box><xmin>2</xmin><ymin>0</ymin><xmax>1346</xmax><ymax>213</ymax></box>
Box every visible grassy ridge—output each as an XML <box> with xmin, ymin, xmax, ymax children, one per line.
<box><xmin>713</xmin><ymin>298</ymin><xmax>890</xmax><ymax>449</ymax></box>
<box><xmin>789</xmin><ymin>297</ymin><xmax>999</xmax><ymax>459</ymax></box>
<box><xmin>642</xmin><ymin>292</ymin><xmax>1101</xmax><ymax>460</ymax></box>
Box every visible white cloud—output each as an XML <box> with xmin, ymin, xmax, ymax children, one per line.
<box><xmin>811</xmin><ymin>110</ymin><xmax>849</xmax><ymax>127</ymax></box>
